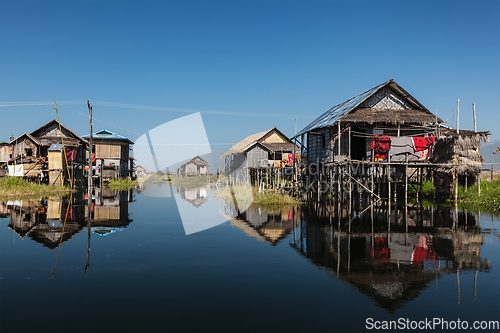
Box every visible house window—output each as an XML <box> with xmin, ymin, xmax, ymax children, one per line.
<box><xmin>268</xmin><ymin>152</ymin><xmax>282</xmax><ymax>160</ymax></box>
<box><xmin>321</xmin><ymin>135</ymin><xmax>326</xmax><ymax>148</ymax></box>
<box><xmin>25</xmin><ymin>148</ymin><xmax>33</xmax><ymax>156</ymax></box>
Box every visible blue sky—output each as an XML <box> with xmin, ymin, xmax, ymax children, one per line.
<box><xmin>1</xmin><ymin>0</ymin><xmax>499</xmax><ymax>149</ymax></box>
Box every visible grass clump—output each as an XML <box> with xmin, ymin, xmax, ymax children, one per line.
<box><xmin>215</xmin><ymin>186</ymin><xmax>303</xmax><ymax>208</ymax></box>
<box><xmin>105</xmin><ymin>178</ymin><xmax>138</xmax><ymax>190</ymax></box>
<box><xmin>0</xmin><ymin>177</ymin><xmax>72</xmax><ymax>198</ymax></box>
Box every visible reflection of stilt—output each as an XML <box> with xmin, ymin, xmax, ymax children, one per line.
<box><xmin>51</xmin><ymin>193</ymin><xmax>73</xmax><ymax>280</ymax></box>
<box><xmin>436</xmin><ymin>260</ymin><xmax>440</xmax><ymax>290</ymax></box>
<box><xmin>473</xmin><ymin>269</ymin><xmax>478</xmax><ymax>301</ymax></box>
<box><xmin>85</xmin><ymin>185</ymin><xmax>92</xmax><ymax>273</ymax></box>
<box><xmin>457</xmin><ymin>269</ymin><xmax>461</xmax><ymax>304</ymax></box>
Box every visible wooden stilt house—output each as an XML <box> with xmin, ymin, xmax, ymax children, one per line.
<box><xmin>177</xmin><ymin>156</ymin><xmax>209</xmax><ymax>178</ymax></box>
<box><xmin>293</xmin><ymin>79</ymin><xmax>442</xmax><ymax>164</ymax></box>
<box><xmin>9</xmin><ymin>120</ymin><xmax>88</xmax><ymax>184</ymax></box>
<box><xmin>83</xmin><ymin>129</ymin><xmax>134</xmax><ymax>179</ymax></box>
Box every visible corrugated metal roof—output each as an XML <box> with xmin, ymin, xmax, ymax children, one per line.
<box><xmin>48</xmin><ymin>143</ymin><xmax>64</xmax><ymax>151</ymax></box>
<box><xmin>83</xmin><ymin>129</ymin><xmax>134</xmax><ymax>144</ymax></box>
<box><xmin>293</xmin><ymin>80</ymin><xmax>390</xmax><ymax>138</ymax></box>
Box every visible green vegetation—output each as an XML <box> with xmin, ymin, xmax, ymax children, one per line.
<box><xmin>454</xmin><ymin>177</ymin><xmax>500</xmax><ymax>214</ymax></box>
<box><xmin>407</xmin><ymin>176</ymin><xmax>500</xmax><ymax>214</ymax></box>
<box><xmin>105</xmin><ymin>178</ymin><xmax>139</xmax><ymax>190</ymax></box>
<box><xmin>215</xmin><ymin>186</ymin><xmax>303</xmax><ymax>208</ymax></box>
<box><xmin>0</xmin><ymin>177</ymin><xmax>72</xmax><ymax>198</ymax></box>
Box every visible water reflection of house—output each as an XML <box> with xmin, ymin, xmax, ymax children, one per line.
<box><xmin>90</xmin><ymin>188</ymin><xmax>133</xmax><ymax>236</ymax></box>
<box><xmin>4</xmin><ymin>198</ymin><xmax>84</xmax><ymax>249</ymax></box>
<box><xmin>222</xmin><ymin>203</ymin><xmax>296</xmax><ymax>246</ymax></box>
<box><xmin>6</xmin><ymin>200</ymin><xmax>40</xmax><ymax>237</ymax></box>
<box><xmin>291</xmin><ymin>204</ymin><xmax>488</xmax><ymax>313</ymax></box>
<box><xmin>178</xmin><ymin>186</ymin><xmax>208</xmax><ymax>208</ymax></box>
<box><xmin>3</xmin><ymin>189</ymin><xmax>134</xmax><ymax>246</ymax></box>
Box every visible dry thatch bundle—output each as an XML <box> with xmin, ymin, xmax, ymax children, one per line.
<box><xmin>432</xmin><ymin>134</ymin><xmax>487</xmax><ymax>176</ymax></box>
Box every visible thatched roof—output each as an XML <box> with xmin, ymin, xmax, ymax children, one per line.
<box><xmin>294</xmin><ymin>79</ymin><xmax>442</xmax><ymax>138</ymax></box>
<box><xmin>341</xmin><ymin>108</ymin><xmax>438</xmax><ymax>125</ymax></box>
<box><xmin>438</xmin><ymin>126</ymin><xmax>490</xmax><ymax>141</ymax></box>
<box><xmin>432</xmin><ymin>135</ymin><xmax>484</xmax><ymax>176</ymax></box>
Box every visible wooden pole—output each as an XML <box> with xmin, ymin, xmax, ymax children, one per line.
<box><xmin>348</xmin><ymin>125</ymin><xmax>351</xmax><ymax>160</ymax></box>
<box><xmin>473</xmin><ymin>103</ymin><xmax>477</xmax><ymax>132</ymax></box>
<box><xmin>86</xmin><ymin>100</ymin><xmax>93</xmax><ymax>272</ymax></box>
<box><xmin>478</xmin><ymin>172</ymin><xmax>481</xmax><ymax>196</ymax></box>
<box><xmin>338</xmin><ymin>121</ymin><xmax>341</xmax><ymax>158</ymax></box>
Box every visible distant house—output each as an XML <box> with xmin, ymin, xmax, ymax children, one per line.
<box><xmin>495</xmin><ymin>147</ymin><xmax>500</xmax><ymax>154</ymax></box>
<box><xmin>0</xmin><ymin>141</ymin><xmax>12</xmax><ymax>176</ymax></box>
<box><xmin>221</xmin><ymin>127</ymin><xmax>297</xmax><ymax>171</ymax></box>
<box><xmin>135</xmin><ymin>165</ymin><xmax>147</xmax><ymax>176</ymax></box>
<box><xmin>9</xmin><ymin>120</ymin><xmax>88</xmax><ymax>182</ymax></box>
<box><xmin>0</xmin><ymin>141</ymin><xmax>12</xmax><ymax>164</ymax></box>
<box><xmin>83</xmin><ymin>129</ymin><xmax>134</xmax><ymax>179</ymax></box>
<box><xmin>177</xmin><ymin>156</ymin><xmax>209</xmax><ymax>178</ymax></box>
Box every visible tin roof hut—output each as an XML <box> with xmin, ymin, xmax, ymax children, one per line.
<box><xmin>83</xmin><ymin>129</ymin><xmax>134</xmax><ymax>179</ymax></box>
<box><xmin>221</xmin><ymin>127</ymin><xmax>296</xmax><ymax>170</ymax></box>
<box><xmin>177</xmin><ymin>155</ymin><xmax>209</xmax><ymax>178</ymax></box>
<box><xmin>293</xmin><ymin>79</ymin><xmax>442</xmax><ymax>163</ymax></box>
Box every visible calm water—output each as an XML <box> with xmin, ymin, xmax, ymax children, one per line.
<box><xmin>1</xmin><ymin>184</ymin><xmax>499</xmax><ymax>332</ymax></box>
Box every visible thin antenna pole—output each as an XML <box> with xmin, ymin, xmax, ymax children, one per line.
<box><xmin>473</xmin><ymin>103</ymin><xmax>477</xmax><ymax>132</ymax></box>
<box><xmin>457</xmin><ymin>99</ymin><xmax>460</xmax><ymax>134</ymax></box>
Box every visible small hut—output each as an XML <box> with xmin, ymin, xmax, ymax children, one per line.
<box><xmin>432</xmin><ymin>128</ymin><xmax>489</xmax><ymax>176</ymax></box>
<box><xmin>431</xmin><ymin>127</ymin><xmax>489</xmax><ymax>191</ymax></box>
<box><xmin>177</xmin><ymin>156</ymin><xmax>209</xmax><ymax>178</ymax></box>
<box><xmin>494</xmin><ymin>147</ymin><xmax>500</xmax><ymax>154</ymax></box>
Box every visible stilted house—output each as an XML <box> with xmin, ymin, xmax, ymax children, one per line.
<box><xmin>9</xmin><ymin>120</ymin><xmax>88</xmax><ymax>184</ymax></box>
<box><xmin>221</xmin><ymin>127</ymin><xmax>297</xmax><ymax>174</ymax></box>
<box><xmin>83</xmin><ymin>129</ymin><xmax>134</xmax><ymax>180</ymax></box>
<box><xmin>293</xmin><ymin>79</ymin><xmax>442</xmax><ymax>164</ymax></box>
<box><xmin>177</xmin><ymin>156</ymin><xmax>209</xmax><ymax>178</ymax></box>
